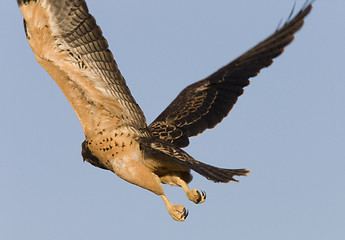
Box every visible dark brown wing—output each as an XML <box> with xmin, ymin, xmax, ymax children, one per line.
<box><xmin>149</xmin><ymin>3</ymin><xmax>312</xmax><ymax>148</ymax></box>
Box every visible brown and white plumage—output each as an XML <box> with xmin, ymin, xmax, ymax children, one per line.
<box><xmin>18</xmin><ymin>0</ymin><xmax>312</xmax><ymax>221</ymax></box>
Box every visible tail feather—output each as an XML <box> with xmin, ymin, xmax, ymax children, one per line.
<box><xmin>142</xmin><ymin>138</ymin><xmax>250</xmax><ymax>183</ymax></box>
<box><xmin>188</xmin><ymin>161</ymin><xmax>250</xmax><ymax>183</ymax></box>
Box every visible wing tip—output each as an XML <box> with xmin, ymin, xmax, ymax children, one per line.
<box><xmin>276</xmin><ymin>0</ymin><xmax>314</xmax><ymax>32</ymax></box>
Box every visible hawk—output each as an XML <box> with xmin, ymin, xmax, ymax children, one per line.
<box><xmin>18</xmin><ymin>0</ymin><xmax>312</xmax><ymax>221</ymax></box>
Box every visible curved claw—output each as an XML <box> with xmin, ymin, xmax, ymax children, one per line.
<box><xmin>184</xmin><ymin>208</ymin><xmax>189</xmax><ymax>219</ymax></box>
<box><xmin>195</xmin><ymin>190</ymin><xmax>206</xmax><ymax>204</ymax></box>
<box><xmin>202</xmin><ymin>190</ymin><xmax>206</xmax><ymax>200</ymax></box>
<box><xmin>175</xmin><ymin>206</ymin><xmax>188</xmax><ymax>222</ymax></box>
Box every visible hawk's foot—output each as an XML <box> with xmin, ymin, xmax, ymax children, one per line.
<box><xmin>168</xmin><ymin>204</ymin><xmax>189</xmax><ymax>222</ymax></box>
<box><xmin>187</xmin><ymin>189</ymin><xmax>206</xmax><ymax>204</ymax></box>
<box><xmin>161</xmin><ymin>195</ymin><xmax>189</xmax><ymax>222</ymax></box>
<box><xmin>175</xmin><ymin>177</ymin><xmax>207</xmax><ymax>204</ymax></box>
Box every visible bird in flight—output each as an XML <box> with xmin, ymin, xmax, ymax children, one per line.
<box><xmin>18</xmin><ymin>0</ymin><xmax>312</xmax><ymax>221</ymax></box>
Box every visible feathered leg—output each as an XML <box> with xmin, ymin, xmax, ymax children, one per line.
<box><xmin>160</xmin><ymin>194</ymin><xmax>189</xmax><ymax>222</ymax></box>
<box><xmin>160</xmin><ymin>172</ymin><xmax>206</xmax><ymax>204</ymax></box>
<box><xmin>176</xmin><ymin>177</ymin><xmax>206</xmax><ymax>204</ymax></box>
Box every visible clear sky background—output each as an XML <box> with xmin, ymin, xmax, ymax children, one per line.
<box><xmin>1</xmin><ymin>0</ymin><xmax>344</xmax><ymax>239</ymax></box>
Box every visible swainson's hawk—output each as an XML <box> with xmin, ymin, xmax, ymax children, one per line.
<box><xmin>18</xmin><ymin>0</ymin><xmax>312</xmax><ymax>221</ymax></box>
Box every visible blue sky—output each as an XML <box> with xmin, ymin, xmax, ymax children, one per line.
<box><xmin>1</xmin><ymin>0</ymin><xmax>344</xmax><ymax>239</ymax></box>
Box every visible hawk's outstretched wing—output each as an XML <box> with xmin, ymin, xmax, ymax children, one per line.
<box><xmin>149</xmin><ymin>3</ymin><xmax>312</xmax><ymax>148</ymax></box>
<box><xmin>18</xmin><ymin>0</ymin><xmax>148</xmax><ymax>136</ymax></box>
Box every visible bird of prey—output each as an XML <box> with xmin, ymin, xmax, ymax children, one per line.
<box><xmin>18</xmin><ymin>0</ymin><xmax>312</xmax><ymax>221</ymax></box>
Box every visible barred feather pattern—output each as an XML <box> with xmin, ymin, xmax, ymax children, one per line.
<box><xmin>18</xmin><ymin>0</ymin><xmax>147</xmax><ymax>131</ymax></box>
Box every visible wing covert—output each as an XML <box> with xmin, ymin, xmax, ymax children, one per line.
<box><xmin>149</xmin><ymin>3</ymin><xmax>312</xmax><ymax>147</ymax></box>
